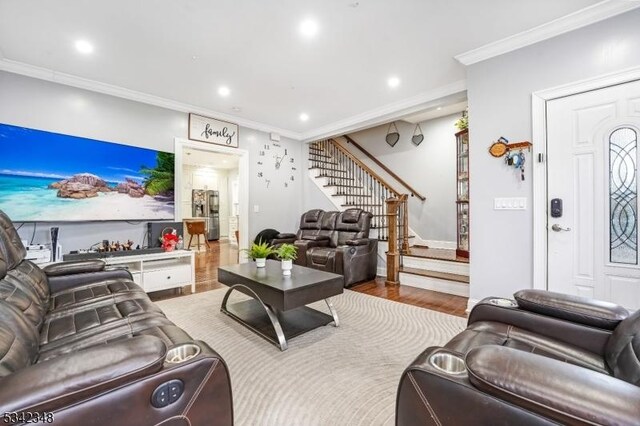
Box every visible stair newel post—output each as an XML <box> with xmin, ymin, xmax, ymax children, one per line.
<box><xmin>401</xmin><ymin>195</ymin><xmax>410</xmax><ymax>253</ymax></box>
<box><xmin>385</xmin><ymin>197</ymin><xmax>400</xmax><ymax>286</ymax></box>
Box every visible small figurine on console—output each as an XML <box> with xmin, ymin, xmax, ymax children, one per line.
<box><xmin>162</xmin><ymin>229</ymin><xmax>179</xmax><ymax>252</ymax></box>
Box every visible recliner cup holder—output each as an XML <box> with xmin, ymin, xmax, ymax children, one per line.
<box><xmin>429</xmin><ymin>352</ymin><xmax>466</xmax><ymax>375</ymax></box>
<box><xmin>165</xmin><ymin>343</ymin><xmax>201</xmax><ymax>364</ymax></box>
<box><xmin>487</xmin><ymin>298</ymin><xmax>518</xmax><ymax>307</ymax></box>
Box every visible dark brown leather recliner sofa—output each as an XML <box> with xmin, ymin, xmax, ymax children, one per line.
<box><xmin>0</xmin><ymin>211</ymin><xmax>233</xmax><ymax>425</ymax></box>
<box><xmin>396</xmin><ymin>290</ymin><xmax>640</xmax><ymax>425</ymax></box>
<box><xmin>272</xmin><ymin>208</ymin><xmax>378</xmax><ymax>287</ymax></box>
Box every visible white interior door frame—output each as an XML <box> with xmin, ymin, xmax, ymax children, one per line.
<box><xmin>174</xmin><ymin>138</ymin><xmax>249</xmax><ymax>259</ymax></box>
<box><xmin>532</xmin><ymin>65</ymin><xmax>640</xmax><ymax>290</ymax></box>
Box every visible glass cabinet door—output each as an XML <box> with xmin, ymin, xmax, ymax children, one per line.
<box><xmin>456</xmin><ymin>130</ymin><xmax>470</xmax><ymax>258</ymax></box>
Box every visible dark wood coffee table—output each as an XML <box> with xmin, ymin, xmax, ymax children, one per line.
<box><xmin>218</xmin><ymin>260</ymin><xmax>344</xmax><ymax>350</ymax></box>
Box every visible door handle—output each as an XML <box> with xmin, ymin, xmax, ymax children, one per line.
<box><xmin>551</xmin><ymin>224</ymin><xmax>571</xmax><ymax>232</ymax></box>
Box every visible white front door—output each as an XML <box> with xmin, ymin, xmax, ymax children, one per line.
<box><xmin>547</xmin><ymin>79</ymin><xmax>640</xmax><ymax>310</ymax></box>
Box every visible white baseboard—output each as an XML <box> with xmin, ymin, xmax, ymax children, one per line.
<box><xmin>376</xmin><ymin>266</ymin><xmax>386</xmax><ymax>277</ymax></box>
<box><xmin>466</xmin><ymin>298</ymin><xmax>480</xmax><ymax>314</ymax></box>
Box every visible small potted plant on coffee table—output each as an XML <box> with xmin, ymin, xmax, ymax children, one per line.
<box><xmin>242</xmin><ymin>240</ymin><xmax>275</xmax><ymax>268</ymax></box>
<box><xmin>276</xmin><ymin>243</ymin><xmax>297</xmax><ymax>276</ymax></box>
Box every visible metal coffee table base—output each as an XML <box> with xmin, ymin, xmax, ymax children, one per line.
<box><xmin>220</xmin><ymin>284</ymin><xmax>339</xmax><ymax>351</ymax></box>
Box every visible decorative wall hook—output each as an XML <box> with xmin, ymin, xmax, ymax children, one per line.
<box><xmin>489</xmin><ymin>136</ymin><xmax>532</xmax><ymax>181</ymax></box>
<box><xmin>386</xmin><ymin>122</ymin><xmax>400</xmax><ymax>147</ymax></box>
<box><xmin>411</xmin><ymin>124</ymin><xmax>424</xmax><ymax>146</ymax></box>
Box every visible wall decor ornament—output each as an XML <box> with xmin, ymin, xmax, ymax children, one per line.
<box><xmin>488</xmin><ymin>136</ymin><xmax>532</xmax><ymax>181</ymax></box>
<box><xmin>188</xmin><ymin>113</ymin><xmax>239</xmax><ymax>148</ymax></box>
<box><xmin>411</xmin><ymin>124</ymin><xmax>424</xmax><ymax>146</ymax></box>
<box><xmin>385</xmin><ymin>122</ymin><xmax>400</xmax><ymax>147</ymax></box>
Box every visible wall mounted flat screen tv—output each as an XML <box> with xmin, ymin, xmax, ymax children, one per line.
<box><xmin>0</xmin><ymin>123</ymin><xmax>175</xmax><ymax>222</ymax></box>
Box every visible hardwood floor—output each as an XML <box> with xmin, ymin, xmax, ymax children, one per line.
<box><xmin>149</xmin><ymin>241</ymin><xmax>468</xmax><ymax>318</ymax></box>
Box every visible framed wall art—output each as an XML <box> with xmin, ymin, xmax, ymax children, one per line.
<box><xmin>188</xmin><ymin>113</ymin><xmax>239</xmax><ymax>148</ymax></box>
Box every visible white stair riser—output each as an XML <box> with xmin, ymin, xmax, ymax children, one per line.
<box><xmin>399</xmin><ymin>272</ymin><xmax>469</xmax><ymax>297</ymax></box>
<box><xmin>402</xmin><ymin>256</ymin><xmax>469</xmax><ymax>276</ymax></box>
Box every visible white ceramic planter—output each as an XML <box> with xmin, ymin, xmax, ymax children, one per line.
<box><xmin>255</xmin><ymin>258</ymin><xmax>267</xmax><ymax>268</ymax></box>
<box><xmin>281</xmin><ymin>259</ymin><xmax>293</xmax><ymax>276</ymax></box>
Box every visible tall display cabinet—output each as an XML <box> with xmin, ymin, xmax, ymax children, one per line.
<box><xmin>455</xmin><ymin>129</ymin><xmax>469</xmax><ymax>258</ymax></box>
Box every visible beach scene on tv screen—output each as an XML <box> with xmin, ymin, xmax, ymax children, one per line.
<box><xmin>0</xmin><ymin>123</ymin><xmax>175</xmax><ymax>221</ymax></box>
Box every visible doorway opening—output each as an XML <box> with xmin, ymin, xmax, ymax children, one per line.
<box><xmin>174</xmin><ymin>138</ymin><xmax>249</xmax><ymax>268</ymax></box>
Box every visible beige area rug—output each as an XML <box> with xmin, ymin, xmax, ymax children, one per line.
<box><xmin>156</xmin><ymin>289</ymin><xmax>466</xmax><ymax>426</ymax></box>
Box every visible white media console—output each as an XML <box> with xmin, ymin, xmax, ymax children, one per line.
<box><xmin>102</xmin><ymin>250</ymin><xmax>196</xmax><ymax>293</ymax></box>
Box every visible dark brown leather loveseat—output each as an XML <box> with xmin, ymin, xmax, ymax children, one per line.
<box><xmin>396</xmin><ymin>289</ymin><xmax>640</xmax><ymax>425</ymax></box>
<box><xmin>272</xmin><ymin>208</ymin><xmax>378</xmax><ymax>287</ymax></box>
<box><xmin>0</xmin><ymin>211</ymin><xmax>233</xmax><ymax>425</ymax></box>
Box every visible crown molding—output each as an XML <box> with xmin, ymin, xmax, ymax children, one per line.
<box><xmin>455</xmin><ymin>0</ymin><xmax>640</xmax><ymax>66</ymax></box>
<box><xmin>0</xmin><ymin>58</ymin><xmax>303</xmax><ymax>140</ymax></box>
<box><xmin>300</xmin><ymin>80</ymin><xmax>467</xmax><ymax>142</ymax></box>
<box><xmin>0</xmin><ymin>58</ymin><xmax>467</xmax><ymax>143</ymax></box>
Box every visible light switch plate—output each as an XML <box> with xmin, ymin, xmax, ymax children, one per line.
<box><xmin>253</xmin><ymin>205</ymin><xmax>260</xmax><ymax>213</ymax></box>
<box><xmin>494</xmin><ymin>197</ymin><xmax>527</xmax><ymax>210</ymax></box>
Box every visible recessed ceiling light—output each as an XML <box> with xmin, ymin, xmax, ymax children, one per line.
<box><xmin>299</xmin><ymin>19</ymin><xmax>319</xmax><ymax>38</ymax></box>
<box><xmin>387</xmin><ymin>76</ymin><xmax>400</xmax><ymax>88</ymax></box>
<box><xmin>75</xmin><ymin>40</ymin><xmax>94</xmax><ymax>54</ymax></box>
<box><xmin>437</xmin><ymin>107</ymin><xmax>442</xmax><ymax>111</ymax></box>
<box><xmin>223</xmin><ymin>160</ymin><xmax>228</xmax><ymax>164</ymax></box>
<box><xmin>218</xmin><ymin>86</ymin><xmax>230</xmax><ymax>97</ymax></box>
<box><xmin>299</xmin><ymin>113</ymin><xmax>310</xmax><ymax>122</ymax></box>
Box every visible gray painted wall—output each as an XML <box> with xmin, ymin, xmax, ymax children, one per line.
<box><xmin>467</xmin><ymin>9</ymin><xmax>640</xmax><ymax>301</ymax></box>
<box><xmin>345</xmin><ymin>114</ymin><xmax>459</xmax><ymax>243</ymax></box>
<box><xmin>0</xmin><ymin>71</ymin><xmax>302</xmax><ymax>251</ymax></box>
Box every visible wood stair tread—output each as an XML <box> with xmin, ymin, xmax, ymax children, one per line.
<box><xmin>310</xmin><ymin>160</ymin><xmax>339</xmax><ymax>166</ymax></box>
<box><xmin>319</xmin><ymin>175</ymin><xmax>354</xmax><ymax>180</ymax></box>
<box><xmin>310</xmin><ymin>167</ymin><xmax>348</xmax><ymax>173</ymax></box>
<box><xmin>399</xmin><ymin>267</ymin><xmax>469</xmax><ymax>283</ymax></box>
<box><xmin>324</xmin><ymin>184</ymin><xmax>360</xmax><ymax>188</ymax></box>
<box><xmin>404</xmin><ymin>247</ymin><xmax>469</xmax><ymax>264</ymax></box>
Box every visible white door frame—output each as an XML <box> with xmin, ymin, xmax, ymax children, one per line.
<box><xmin>532</xmin><ymin>65</ymin><xmax>640</xmax><ymax>290</ymax></box>
<box><xmin>174</xmin><ymin>138</ymin><xmax>249</xmax><ymax>260</ymax></box>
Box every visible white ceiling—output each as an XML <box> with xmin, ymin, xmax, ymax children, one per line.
<box><xmin>0</xmin><ymin>0</ymin><xmax>616</xmax><ymax>138</ymax></box>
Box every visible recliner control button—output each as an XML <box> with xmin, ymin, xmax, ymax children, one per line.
<box><xmin>168</xmin><ymin>379</ymin><xmax>184</xmax><ymax>403</ymax></box>
<box><xmin>151</xmin><ymin>380</ymin><xmax>183</xmax><ymax>408</ymax></box>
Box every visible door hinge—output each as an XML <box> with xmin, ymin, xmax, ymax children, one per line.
<box><xmin>538</xmin><ymin>153</ymin><xmax>545</xmax><ymax>163</ymax></box>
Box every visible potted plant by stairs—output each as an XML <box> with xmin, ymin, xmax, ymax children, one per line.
<box><xmin>276</xmin><ymin>244</ymin><xmax>297</xmax><ymax>276</ymax></box>
<box><xmin>242</xmin><ymin>240</ymin><xmax>275</xmax><ymax>268</ymax></box>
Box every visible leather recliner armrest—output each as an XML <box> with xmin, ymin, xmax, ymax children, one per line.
<box><xmin>42</xmin><ymin>259</ymin><xmax>106</xmax><ymax>277</ymax></box>
<box><xmin>345</xmin><ymin>238</ymin><xmax>369</xmax><ymax>246</ymax></box>
<box><xmin>275</xmin><ymin>233</ymin><xmax>296</xmax><ymax>239</ymax></box>
<box><xmin>0</xmin><ymin>335</ymin><xmax>167</xmax><ymax>414</ymax></box>
<box><xmin>514</xmin><ymin>289</ymin><xmax>629</xmax><ymax>330</ymax></box>
<box><xmin>271</xmin><ymin>233</ymin><xmax>297</xmax><ymax>246</ymax></box>
<box><xmin>466</xmin><ymin>345</ymin><xmax>640</xmax><ymax>425</ymax></box>
<box><xmin>302</xmin><ymin>235</ymin><xmax>330</xmax><ymax>241</ymax></box>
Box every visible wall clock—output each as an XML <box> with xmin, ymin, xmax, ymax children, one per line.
<box><xmin>256</xmin><ymin>142</ymin><xmax>296</xmax><ymax>188</ymax></box>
